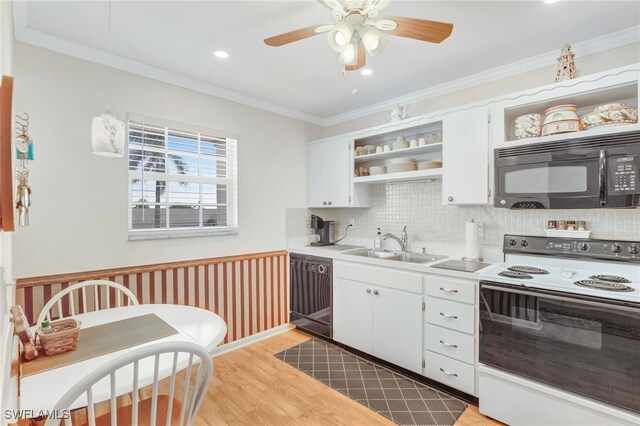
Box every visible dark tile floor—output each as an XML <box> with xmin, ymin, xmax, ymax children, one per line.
<box><xmin>275</xmin><ymin>338</ymin><xmax>466</xmax><ymax>426</ymax></box>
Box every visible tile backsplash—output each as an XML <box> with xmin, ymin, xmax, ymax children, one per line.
<box><xmin>286</xmin><ymin>181</ymin><xmax>640</xmax><ymax>249</ymax></box>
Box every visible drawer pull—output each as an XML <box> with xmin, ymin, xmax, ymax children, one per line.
<box><xmin>439</xmin><ymin>287</ymin><xmax>458</xmax><ymax>293</ymax></box>
<box><xmin>440</xmin><ymin>368</ymin><xmax>458</xmax><ymax>377</ymax></box>
<box><xmin>439</xmin><ymin>312</ymin><xmax>458</xmax><ymax>320</ymax></box>
<box><xmin>439</xmin><ymin>340</ymin><xmax>458</xmax><ymax>348</ymax></box>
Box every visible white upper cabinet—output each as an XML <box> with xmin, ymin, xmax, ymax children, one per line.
<box><xmin>442</xmin><ymin>108</ymin><xmax>490</xmax><ymax>205</ymax></box>
<box><xmin>308</xmin><ymin>137</ymin><xmax>352</xmax><ymax>208</ymax></box>
<box><xmin>308</xmin><ymin>137</ymin><xmax>370</xmax><ymax>208</ymax></box>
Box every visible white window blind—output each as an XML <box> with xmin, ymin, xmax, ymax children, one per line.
<box><xmin>127</xmin><ymin>114</ymin><xmax>238</xmax><ymax>239</ymax></box>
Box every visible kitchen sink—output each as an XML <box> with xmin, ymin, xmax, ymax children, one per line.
<box><xmin>394</xmin><ymin>252</ymin><xmax>446</xmax><ymax>263</ymax></box>
<box><xmin>349</xmin><ymin>249</ymin><xmax>401</xmax><ymax>259</ymax></box>
<box><xmin>346</xmin><ymin>249</ymin><xmax>446</xmax><ymax>264</ymax></box>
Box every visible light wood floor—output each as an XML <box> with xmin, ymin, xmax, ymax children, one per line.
<box><xmin>195</xmin><ymin>329</ymin><xmax>503</xmax><ymax>425</ymax></box>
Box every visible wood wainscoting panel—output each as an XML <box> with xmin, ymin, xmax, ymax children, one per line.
<box><xmin>15</xmin><ymin>251</ymin><xmax>289</xmax><ymax>346</ymax></box>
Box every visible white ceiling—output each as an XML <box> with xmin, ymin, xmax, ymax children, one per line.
<box><xmin>17</xmin><ymin>1</ymin><xmax>640</xmax><ymax>123</ymax></box>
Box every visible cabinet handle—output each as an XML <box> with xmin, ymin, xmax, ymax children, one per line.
<box><xmin>440</xmin><ymin>368</ymin><xmax>458</xmax><ymax>377</ymax></box>
<box><xmin>439</xmin><ymin>340</ymin><xmax>458</xmax><ymax>348</ymax></box>
<box><xmin>366</xmin><ymin>289</ymin><xmax>372</xmax><ymax>294</ymax></box>
<box><xmin>448</xmin><ymin>196</ymin><xmax>454</xmax><ymax>202</ymax></box>
<box><xmin>440</xmin><ymin>312</ymin><xmax>458</xmax><ymax>320</ymax></box>
<box><xmin>323</xmin><ymin>201</ymin><xmax>327</xmax><ymax>205</ymax></box>
<box><xmin>439</xmin><ymin>287</ymin><xmax>458</xmax><ymax>293</ymax></box>
<box><xmin>328</xmin><ymin>201</ymin><xmax>332</xmax><ymax>206</ymax></box>
<box><xmin>373</xmin><ymin>290</ymin><xmax>379</xmax><ymax>295</ymax></box>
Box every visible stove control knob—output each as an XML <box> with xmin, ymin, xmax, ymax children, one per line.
<box><xmin>509</xmin><ymin>239</ymin><xmax>517</xmax><ymax>246</ymax></box>
<box><xmin>612</xmin><ymin>244</ymin><xmax>623</xmax><ymax>254</ymax></box>
<box><xmin>628</xmin><ymin>245</ymin><xmax>640</xmax><ymax>255</ymax></box>
<box><xmin>578</xmin><ymin>243</ymin><xmax>590</xmax><ymax>252</ymax></box>
<box><xmin>520</xmin><ymin>240</ymin><xmax>529</xmax><ymax>247</ymax></box>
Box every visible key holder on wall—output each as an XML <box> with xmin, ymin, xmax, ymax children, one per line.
<box><xmin>15</xmin><ymin>113</ymin><xmax>33</xmax><ymax>227</ymax></box>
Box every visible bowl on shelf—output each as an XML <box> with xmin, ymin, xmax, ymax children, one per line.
<box><xmin>369</xmin><ymin>166</ymin><xmax>387</xmax><ymax>175</ymax></box>
<box><xmin>541</xmin><ymin>104</ymin><xmax>582</xmax><ymax>136</ymax></box>
<box><xmin>580</xmin><ymin>103</ymin><xmax>638</xmax><ymax>130</ymax></box>
<box><xmin>392</xmin><ymin>140</ymin><xmax>409</xmax><ymax>150</ymax></box>
<box><xmin>514</xmin><ymin>113</ymin><xmax>542</xmax><ymax>139</ymax></box>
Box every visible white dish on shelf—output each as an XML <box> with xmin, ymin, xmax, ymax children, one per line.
<box><xmin>387</xmin><ymin>161</ymin><xmax>417</xmax><ymax>174</ymax></box>
<box><xmin>369</xmin><ymin>166</ymin><xmax>386</xmax><ymax>175</ymax></box>
<box><xmin>545</xmin><ymin>229</ymin><xmax>591</xmax><ymax>239</ymax></box>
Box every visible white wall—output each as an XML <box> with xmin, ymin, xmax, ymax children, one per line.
<box><xmin>12</xmin><ymin>43</ymin><xmax>323</xmax><ymax>278</ymax></box>
<box><xmin>324</xmin><ymin>42</ymin><xmax>640</xmax><ymax>136</ymax></box>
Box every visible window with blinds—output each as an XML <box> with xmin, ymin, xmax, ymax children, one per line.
<box><xmin>127</xmin><ymin>114</ymin><xmax>238</xmax><ymax>239</ymax></box>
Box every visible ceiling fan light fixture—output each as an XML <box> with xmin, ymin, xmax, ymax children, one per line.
<box><xmin>360</xmin><ymin>27</ymin><xmax>386</xmax><ymax>56</ymax></box>
<box><xmin>338</xmin><ymin>42</ymin><xmax>358</xmax><ymax>65</ymax></box>
<box><xmin>327</xmin><ymin>23</ymin><xmax>354</xmax><ymax>52</ymax></box>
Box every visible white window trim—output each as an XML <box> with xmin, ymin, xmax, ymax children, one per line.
<box><xmin>126</xmin><ymin>113</ymin><xmax>238</xmax><ymax>240</ymax></box>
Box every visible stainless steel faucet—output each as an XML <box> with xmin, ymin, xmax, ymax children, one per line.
<box><xmin>382</xmin><ymin>225</ymin><xmax>408</xmax><ymax>252</ymax></box>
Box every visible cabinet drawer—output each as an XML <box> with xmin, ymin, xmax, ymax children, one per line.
<box><xmin>424</xmin><ymin>324</ymin><xmax>475</xmax><ymax>364</ymax></box>
<box><xmin>424</xmin><ymin>351</ymin><xmax>475</xmax><ymax>395</ymax></box>
<box><xmin>424</xmin><ymin>275</ymin><xmax>476</xmax><ymax>304</ymax></box>
<box><xmin>424</xmin><ymin>296</ymin><xmax>475</xmax><ymax>334</ymax></box>
<box><xmin>334</xmin><ymin>261</ymin><xmax>422</xmax><ymax>294</ymax></box>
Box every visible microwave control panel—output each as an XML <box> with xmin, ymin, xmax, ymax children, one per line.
<box><xmin>610</xmin><ymin>155</ymin><xmax>638</xmax><ymax>194</ymax></box>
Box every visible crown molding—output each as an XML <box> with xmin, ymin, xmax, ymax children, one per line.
<box><xmin>11</xmin><ymin>1</ymin><xmax>640</xmax><ymax>129</ymax></box>
<box><xmin>323</xmin><ymin>25</ymin><xmax>640</xmax><ymax>126</ymax></box>
<box><xmin>11</xmin><ymin>2</ymin><xmax>326</xmax><ymax>127</ymax></box>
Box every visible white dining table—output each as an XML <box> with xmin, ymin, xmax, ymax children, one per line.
<box><xmin>19</xmin><ymin>304</ymin><xmax>227</xmax><ymax>413</ymax></box>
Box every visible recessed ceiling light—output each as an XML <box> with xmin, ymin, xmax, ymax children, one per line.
<box><xmin>214</xmin><ymin>50</ymin><xmax>229</xmax><ymax>59</ymax></box>
<box><xmin>361</xmin><ymin>69</ymin><xmax>373</xmax><ymax>76</ymax></box>
<box><xmin>544</xmin><ymin>0</ymin><xmax>559</xmax><ymax>3</ymax></box>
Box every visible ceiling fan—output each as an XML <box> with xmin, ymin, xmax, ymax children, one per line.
<box><xmin>263</xmin><ymin>0</ymin><xmax>454</xmax><ymax>71</ymax></box>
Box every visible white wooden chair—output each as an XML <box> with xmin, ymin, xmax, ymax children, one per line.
<box><xmin>36</xmin><ymin>280</ymin><xmax>139</xmax><ymax>326</ymax></box>
<box><xmin>45</xmin><ymin>341</ymin><xmax>213</xmax><ymax>426</ymax></box>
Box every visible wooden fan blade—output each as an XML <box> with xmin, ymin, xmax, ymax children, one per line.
<box><xmin>345</xmin><ymin>41</ymin><xmax>366</xmax><ymax>71</ymax></box>
<box><xmin>264</xmin><ymin>24</ymin><xmax>325</xmax><ymax>47</ymax></box>
<box><xmin>383</xmin><ymin>16</ymin><xmax>453</xmax><ymax>44</ymax></box>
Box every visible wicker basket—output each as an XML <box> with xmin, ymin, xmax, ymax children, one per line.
<box><xmin>38</xmin><ymin>319</ymin><xmax>81</xmax><ymax>356</ymax></box>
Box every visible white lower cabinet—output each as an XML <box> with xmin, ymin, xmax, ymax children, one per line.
<box><xmin>423</xmin><ymin>274</ymin><xmax>479</xmax><ymax>396</ymax></box>
<box><xmin>333</xmin><ymin>262</ymin><xmax>479</xmax><ymax>393</ymax></box>
<box><xmin>333</xmin><ymin>277</ymin><xmax>374</xmax><ymax>355</ymax></box>
<box><xmin>424</xmin><ymin>324</ymin><xmax>475</xmax><ymax>364</ymax></box>
<box><xmin>424</xmin><ymin>351</ymin><xmax>476</xmax><ymax>395</ymax></box>
<box><xmin>333</xmin><ymin>261</ymin><xmax>423</xmax><ymax>373</ymax></box>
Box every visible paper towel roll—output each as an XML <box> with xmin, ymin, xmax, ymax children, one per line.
<box><xmin>465</xmin><ymin>219</ymin><xmax>480</xmax><ymax>261</ymax></box>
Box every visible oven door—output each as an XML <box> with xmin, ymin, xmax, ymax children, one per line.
<box><xmin>494</xmin><ymin>150</ymin><xmax>602</xmax><ymax>209</ymax></box>
<box><xmin>479</xmin><ymin>281</ymin><xmax>640</xmax><ymax>413</ymax></box>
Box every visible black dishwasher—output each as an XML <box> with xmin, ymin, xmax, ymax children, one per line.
<box><xmin>289</xmin><ymin>253</ymin><xmax>332</xmax><ymax>339</ymax></box>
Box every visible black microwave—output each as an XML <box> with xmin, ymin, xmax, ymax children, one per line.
<box><xmin>494</xmin><ymin>130</ymin><xmax>640</xmax><ymax>209</ymax></box>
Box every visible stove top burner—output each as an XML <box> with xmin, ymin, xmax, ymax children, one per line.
<box><xmin>507</xmin><ymin>266</ymin><xmax>550</xmax><ymax>275</ymax></box>
<box><xmin>499</xmin><ymin>270</ymin><xmax>533</xmax><ymax>279</ymax></box>
<box><xmin>589</xmin><ymin>275</ymin><xmax>631</xmax><ymax>284</ymax></box>
<box><xmin>574</xmin><ymin>280</ymin><xmax>635</xmax><ymax>292</ymax></box>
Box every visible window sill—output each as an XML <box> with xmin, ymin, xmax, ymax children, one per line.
<box><xmin>128</xmin><ymin>227</ymin><xmax>238</xmax><ymax>241</ymax></box>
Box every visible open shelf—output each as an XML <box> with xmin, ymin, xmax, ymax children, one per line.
<box><xmin>353</xmin><ymin>168</ymin><xmax>443</xmax><ymax>184</ymax></box>
<box><xmin>503</xmin><ymin>122</ymin><xmax>640</xmax><ymax>146</ymax></box>
<box><xmin>354</xmin><ymin>143</ymin><xmax>443</xmax><ymax>164</ymax></box>
<box><xmin>503</xmin><ymin>81</ymin><xmax>638</xmax><ymax>143</ymax></box>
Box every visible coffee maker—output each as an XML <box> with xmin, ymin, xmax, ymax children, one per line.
<box><xmin>310</xmin><ymin>214</ymin><xmax>335</xmax><ymax>246</ymax></box>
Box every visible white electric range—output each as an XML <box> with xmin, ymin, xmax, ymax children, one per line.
<box><xmin>478</xmin><ymin>234</ymin><xmax>640</xmax><ymax>426</ymax></box>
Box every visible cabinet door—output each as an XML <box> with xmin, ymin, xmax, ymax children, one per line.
<box><xmin>333</xmin><ymin>277</ymin><xmax>373</xmax><ymax>354</ymax></box>
<box><xmin>373</xmin><ymin>286</ymin><xmax>423</xmax><ymax>373</ymax></box>
<box><xmin>442</xmin><ymin>108</ymin><xmax>490</xmax><ymax>205</ymax></box>
<box><xmin>308</xmin><ymin>138</ymin><xmax>352</xmax><ymax>208</ymax></box>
